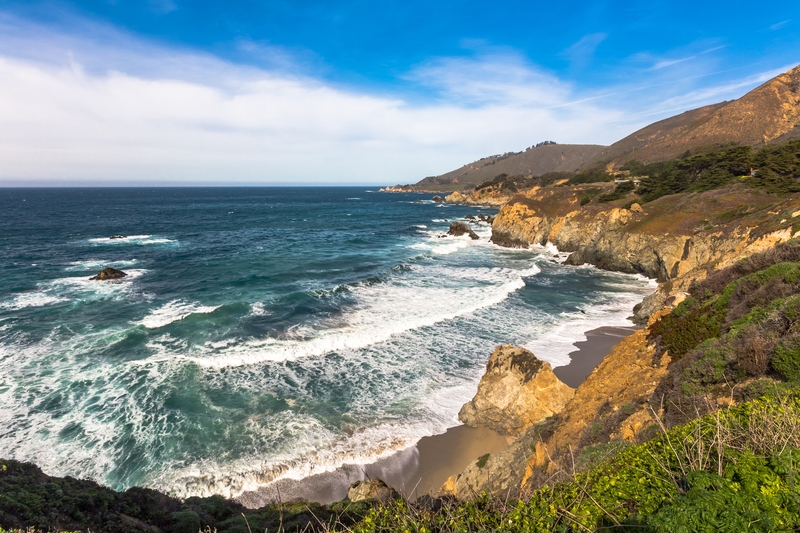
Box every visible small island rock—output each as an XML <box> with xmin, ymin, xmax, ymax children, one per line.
<box><xmin>458</xmin><ymin>345</ymin><xmax>574</xmax><ymax>436</ymax></box>
<box><xmin>432</xmin><ymin>195</ymin><xmax>444</xmax><ymax>203</ymax></box>
<box><xmin>447</xmin><ymin>221</ymin><xmax>479</xmax><ymax>240</ymax></box>
<box><xmin>89</xmin><ymin>267</ymin><xmax>128</xmax><ymax>281</ymax></box>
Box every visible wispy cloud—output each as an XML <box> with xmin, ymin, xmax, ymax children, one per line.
<box><xmin>562</xmin><ymin>33</ymin><xmax>607</xmax><ymax>69</ymax></box>
<box><xmin>771</xmin><ymin>20</ymin><xmax>791</xmax><ymax>30</ymax></box>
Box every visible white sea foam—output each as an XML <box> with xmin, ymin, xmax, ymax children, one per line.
<box><xmin>65</xmin><ymin>259</ymin><xmax>140</xmax><ymax>271</ymax></box>
<box><xmin>173</xmin><ymin>263</ymin><xmax>541</xmax><ymax>368</ymax></box>
<box><xmin>87</xmin><ymin>235</ymin><xmax>176</xmax><ymax>245</ymax></box>
<box><xmin>137</xmin><ymin>300</ymin><xmax>221</xmax><ymax>329</ymax></box>
<box><xmin>524</xmin><ymin>274</ymin><xmax>656</xmax><ymax>367</ymax></box>
<box><xmin>159</xmin><ymin>384</ymin><xmax>478</xmax><ymax>499</ymax></box>
<box><xmin>0</xmin><ymin>270</ymin><xmax>147</xmax><ymax>311</ymax></box>
<box><xmin>0</xmin><ymin>292</ymin><xmax>67</xmax><ymax>311</ymax></box>
<box><xmin>248</xmin><ymin>302</ymin><xmax>273</xmax><ymax>317</ymax></box>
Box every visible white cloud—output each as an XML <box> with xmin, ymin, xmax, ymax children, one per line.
<box><xmin>0</xmin><ymin>14</ymin><xmax>787</xmax><ymax>185</ymax></box>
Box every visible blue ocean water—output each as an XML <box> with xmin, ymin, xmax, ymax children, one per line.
<box><xmin>0</xmin><ymin>187</ymin><xmax>654</xmax><ymax>498</ymax></box>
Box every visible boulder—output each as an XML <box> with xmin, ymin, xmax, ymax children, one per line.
<box><xmin>447</xmin><ymin>222</ymin><xmax>479</xmax><ymax>240</ymax></box>
<box><xmin>629</xmin><ymin>203</ymin><xmax>644</xmax><ymax>213</ymax></box>
<box><xmin>458</xmin><ymin>345</ymin><xmax>574</xmax><ymax>436</ymax></box>
<box><xmin>477</xmin><ymin>213</ymin><xmax>487</xmax><ymax>222</ymax></box>
<box><xmin>109</xmin><ymin>235</ymin><xmax>127</xmax><ymax>239</ymax></box>
<box><xmin>89</xmin><ymin>267</ymin><xmax>128</xmax><ymax>281</ymax></box>
<box><xmin>347</xmin><ymin>479</ymin><xmax>398</xmax><ymax>503</ymax></box>
<box><xmin>432</xmin><ymin>195</ymin><xmax>444</xmax><ymax>203</ymax></box>
<box><xmin>465</xmin><ymin>214</ymin><xmax>477</xmax><ymax>220</ymax></box>
<box><xmin>486</xmin><ymin>215</ymin><xmax>495</xmax><ymax>224</ymax></box>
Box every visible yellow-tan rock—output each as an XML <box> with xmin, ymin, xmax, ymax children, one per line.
<box><xmin>458</xmin><ymin>345</ymin><xmax>574</xmax><ymax>437</ymax></box>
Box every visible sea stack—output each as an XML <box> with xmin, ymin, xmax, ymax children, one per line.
<box><xmin>89</xmin><ymin>267</ymin><xmax>128</xmax><ymax>280</ymax></box>
<box><xmin>459</xmin><ymin>345</ymin><xmax>574</xmax><ymax>436</ymax></box>
<box><xmin>447</xmin><ymin>221</ymin><xmax>479</xmax><ymax>240</ymax></box>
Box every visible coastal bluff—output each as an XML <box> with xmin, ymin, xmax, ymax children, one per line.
<box><xmin>458</xmin><ymin>345</ymin><xmax>573</xmax><ymax>437</ymax></box>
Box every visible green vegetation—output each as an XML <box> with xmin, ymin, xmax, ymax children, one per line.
<box><xmin>566</xmin><ymin>168</ymin><xmax>615</xmax><ymax>185</ymax></box>
<box><xmin>630</xmin><ymin>141</ymin><xmax>800</xmax><ymax>203</ymax></box>
<box><xmin>578</xmin><ymin>187</ymin><xmax>601</xmax><ymax>205</ymax></box>
<box><xmin>475</xmin><ymin>171</ymin><xmax>574</xmax><ymax>193</ymax></box>
<box><xmin>597</xmin><ymin>180</ymin><xmax>635</xmax><ymax>203</ymax></box>
<box><xmin>0</xmin><ymin>459</ymin><xmax>370</xmax><ymax>533</ymax></box>
<box><xmin>353</xmin><ymin>392</ymin><xmax>800</xmax><ymax>532</ymax></box>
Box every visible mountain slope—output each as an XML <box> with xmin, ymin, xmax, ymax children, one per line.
<box><xmin>586</xmin><ymin>64</ymin><xmax>800</xmax><ymax>167</ymax></box>
<box><xmin>414</xmin><ymin>143</ymin><xmax>606</xmax><ymax>191</ymax></box>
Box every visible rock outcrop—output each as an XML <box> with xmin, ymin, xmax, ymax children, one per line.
<box><xmin>443</xmin><ymin>315</ymin><xmax>670</xmax><ymax>500</ymax></box>
<box><xmin>347</xmin><ymin>479</ymin><xmax>398</xmax><ymax>503</ymax></box>
<box><xmin>447</xmin><ymin>222</ymin><xmax>479</xmax><ymax>240</ymax></box>
<box><xmin>490</xmin><ymin>184</ymin><xmax>800</xmax><ymax>321</ymax></box>
<box><xmin>458</xmin><ymin>345</ymin><xmax>574</xmax><ymax>437</ymax></box>
<box><xmin>89</xmin><ymin>267</ymin><xmax>127</xmax><ymax>280</ymax></box>
<box><xmin>432</xmin><ymin>195</ymin><xmax>444</xmax><ymax>203</ymax></box>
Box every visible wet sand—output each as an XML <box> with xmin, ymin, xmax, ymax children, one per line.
<box><xmin>235</xmin><ymin>325</ymin><xmax>636</xmax><ymax>507</ymax></box>
<box><xmin>553</xmin><ymin>326</ymin><xmax>638</xmax><ymax>388</ymax></box>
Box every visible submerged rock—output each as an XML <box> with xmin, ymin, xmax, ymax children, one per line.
<box><xmin>347</xmin><ymin>479</ymin><xmax>398</xmax><ymax>503</ymax></box>
<box><xmin>465</xmin><ymin>214</ymin><xmax>477</xmax><ymax>220</ymax></box>
<box><xmin>109</xmin><ymin>235</ymin><xmax>127</xmax><ymax>239</ymax></box>
<box><xmin>447</xmin><ymin>221</ymin><xmax>479</xmax><ymax>240</ymax></box>
<box><xmin>458</xmin><ymin>345</ymin><xmax>574</xmax><ymax>436</ymax></box>
<box><xmin>89</xmin><ymin>267</ymin><xmax>127</xmax><ymax>281</ymax></box>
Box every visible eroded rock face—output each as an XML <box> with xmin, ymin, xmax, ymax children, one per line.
<box><xmin>458</xmin><ymin>345</ymin><xmax>574</xmax><ymax>437</ymax></box>
<box><xmin>447</xmin><ymin>222</ymin><xmax>479</xmax><ymax>240</ymax></box>
<box><xmin>347</xmin><ymin>479</ymin><xmax>398</xmax><ymax>503</ymax></box>
<box><xmin>89</xmin><ymin>267</ymin><xmax>127</xmax><ymax>281</ymax></box>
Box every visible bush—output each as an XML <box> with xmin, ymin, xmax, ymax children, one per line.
<box><xmin>597</xmin><ymin>180</ymin><xmax>635</xmax><ymax>203</ymax></box>
<box><xmin>773</xmin><ymin>337</ymin><xmax>800</xmax><ymax>381</ymax></box>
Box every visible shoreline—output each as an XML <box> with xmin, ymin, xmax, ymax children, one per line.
<box><xmin>235</xmin><ymin>324</ymin><xmax>637</xmax><ymax>507</ymax></box>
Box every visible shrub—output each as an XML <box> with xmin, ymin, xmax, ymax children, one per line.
<box><xmin>773</xmin><ymin>337</ymin><xmax>800</xmax><ymax>381</ymax></box>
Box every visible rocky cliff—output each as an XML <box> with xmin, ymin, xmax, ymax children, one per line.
<box><xmin>491</xmin><ymin>183</ymin><xmax>800</xmax><ymax>322</ymax></box>
<box><xmin>458</xmin><ymin>345</ymin><xmax>574</xmax><ymax>437</ymax></box>
<box><xmin>442</xmin><ymin>178</ymin><xmax>800</xmax><ymax>499</ymax></box>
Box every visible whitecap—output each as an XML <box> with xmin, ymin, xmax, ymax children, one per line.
<box><xmin>87</xmin><ymin>235</ymin><xmax>176</xmax><ymax>246</ymax></box>
<box><xmin>137</xmin><ymin>300</ymin><xmax>221</xmax><ymax>329</ymax></box>
<box><xmin>178</xmin><ymin>263</ymin><xmax>541</xmax><ymax>368</ymax></box>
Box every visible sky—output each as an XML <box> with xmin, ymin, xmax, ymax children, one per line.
<box><xmin>0</xmin><ymin>1</ymin><xmax>799</xmax><ymax>186</ymax></box>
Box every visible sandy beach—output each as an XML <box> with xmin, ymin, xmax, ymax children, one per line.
<box><xmin>235</xmin><ymin>325</ymin><xmax>637</xmax><ymax>507</ymax></box>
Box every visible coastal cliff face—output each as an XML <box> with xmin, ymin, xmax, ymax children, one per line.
<box><xmin>443</xmin><ymin>312</ymin><xmax>672</xmax><ymax>500</ymax></box>
<box><xmin>491</xmin><ymin>184</ymin><xmax>800</xmax><ymax>322</ymax></box>
<box><xmin>458</xmin><ymin>345</ymin><xmax>574</xmax><ymax>437</ymax></box>
<box><xmin>444</xmin><ymin>189</ymin><xmax>511</xmax><ymax>207</ymax></box>
<box><xmin>443</xmin><ymin>183</ymin><xmax>800</xmax><ymax>499</ymax></box>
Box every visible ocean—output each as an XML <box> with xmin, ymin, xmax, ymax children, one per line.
<box><xmin>0</xmin><ymin>187</ymin><xmax>655</xmax><ymax>499</ymax></box>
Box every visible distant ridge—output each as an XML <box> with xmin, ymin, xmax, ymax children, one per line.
<box><xmin>586</xmin><ymin>64</ymin><xmax>800</xmax><ymax>168</ymax></box>
<box><xmin>414</xmin><ymin>143</ymin><xmax>606</xmax><ymax>191</ymax></box>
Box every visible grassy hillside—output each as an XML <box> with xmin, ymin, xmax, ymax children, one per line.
<box><xmin>414</xmin><ymin>144</ymin><xmax>605</xmax><ymax>191</ymax></box>
<box><xmin>584</xmin><ymin>65</ymin><xmax>800</xmax><ymax>169</ymax></box>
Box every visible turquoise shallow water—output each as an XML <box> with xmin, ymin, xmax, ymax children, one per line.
<box><xmin>0</xmin><ymin>187</ymin><xmax>654</xmax><ymax>498</ymax></box>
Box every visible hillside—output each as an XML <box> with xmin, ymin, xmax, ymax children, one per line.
<box><xmin>413</xmin><ymin>143</ymin><xmax>606</xmax><ymax>191</ymax></box>
<box><xmin>585</xmin><ymin>64</ymin><xmax>800</xmax><ymax>168</ymax></box>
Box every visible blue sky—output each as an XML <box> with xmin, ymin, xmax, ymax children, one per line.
<box><xmin>0</xmin><ymin>0</ymin><xmax>798</xmax><ymax>185</ymax></box>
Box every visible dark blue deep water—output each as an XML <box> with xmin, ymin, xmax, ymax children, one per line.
<box><xmin>0</xmin><ymin>187</ymin><xmax>653</xmax><ymax>497</ymax></box>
